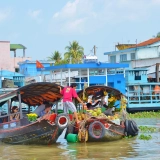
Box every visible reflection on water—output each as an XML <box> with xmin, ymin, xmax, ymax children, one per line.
<box><xmin>0</xmin><ymin>118</ymin><xmax>160</xmax><ymax>160</ymax></box>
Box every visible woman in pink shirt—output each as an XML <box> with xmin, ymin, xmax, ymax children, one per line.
<box><xmin>59</xmin><ymin>83</ymin><xmax>86</xmax><ymax>124</ymax></box>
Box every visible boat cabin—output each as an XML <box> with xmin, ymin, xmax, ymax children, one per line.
<box><xmin>126</xmin><ymin>69</ymin><xmax>160</xmax><ymax>111</ymax></box>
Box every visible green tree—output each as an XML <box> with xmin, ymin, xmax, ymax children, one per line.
<box><xmin>64</xmin><ymin>41</ymin><xmax>84</xmax><ymax>64</ymax></box>
<box><xmin>157</xmin><ymin>32</ymin><xmax>160</xmax><ymax>38</ymax></box>
<box><xmin>47</xmin><ymin>51</ymin><xmax>62</xmax><ymax>65</ymax></box>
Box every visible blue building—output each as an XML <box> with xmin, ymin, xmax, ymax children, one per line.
<box><xmin>0</xmin><ymin>70</ymin><xmax>25</xmax><ymax>94</ymax></box>
<box><xmin>18</xmin><ymin>60</ymin><xmax>54</xmax><ymax>77</ymax></box>
<box><xmin>104</xmin><ymin>38</ymin><xmax>160</xmax><ymax>72</ymax></box>
<box><xmin>37</xmin><ymin>63</ymin><xmax>129</xmax><ymax>94</ymax></box>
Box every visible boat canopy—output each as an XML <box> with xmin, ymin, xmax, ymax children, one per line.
<box><xmin>0</xmin><ymin>82</ymin><xmax>63</xmax><ymax>106</ymax></box>
<box><xmin>77</xmin><ymin>85</ymin><xmax>122</xmax><ymax>101</ymax></box>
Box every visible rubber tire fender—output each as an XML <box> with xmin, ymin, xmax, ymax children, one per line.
<box><xmin>125</xmin><ymin>119</ymin><xmax>139</xmax><ymax>136</ymax></box>
<box><xmin>130</xmin><ymin>120</ymin><xmax>139</xmax><ymax>136</ymax></box>
<box><xmin>88</xmin><ymin>121</ymin><xmax>105</xmax><ymax>139</ymax></box>
<box><xmin>55</xmin><ymin>113</ymin><xmax>70</xmax><ymax>130</ymax></box>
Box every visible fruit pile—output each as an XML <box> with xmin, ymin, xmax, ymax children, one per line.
<box><xmin>108</xmin><ymin>96</ymin><xmax>117</xmax><ymax>107</ymax></box>
<box><xmin>108</xmin><ymin>96</ymin><xmax>117</xmax><ymax>102</ymax></box>
<box><xmin>77</xmin><ymin>108</ymin><xmax>120</xmax><ymax>125</ymax></box>
<box><xmin>77</xmin><ymin>112</ymin><xmax>86</xmax><ymax>121</ymax></box>
<box><xmin>86</xmin><ymin>107</ymin><xmax>102</xmax><ymax>117</ymax></box>
<box><xmin>106</xmin><ymin>113</ymin><xmax>119</xmax><ymax>121</ymax></box>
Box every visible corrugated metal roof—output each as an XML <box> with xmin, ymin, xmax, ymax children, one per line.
<box><xmin>10</xmin><ymin>44</ymin><xmax>27</xmax><ymax>51</ymax></box>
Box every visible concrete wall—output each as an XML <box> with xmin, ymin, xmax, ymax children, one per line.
<box><xmin>108</xmin><ymin>74</ymin><xmax>125</xmax><ymax>94</ymax></box>
<box><xmin>131</xmin><ymin>57</ymin><xmax>160</xmax><ymax>68</ymax></box>
<box><xmin>0</xmin><ymin>41</ymin><xmax>31</xmax><ymax>72</ymax></box>
<box><xmin>0</xmin><ymin>41</ymin><xmax>11</xmax><ymax>71</ymax></box>
<box><xmin>137</xmin><ymin>47</ymin><xmax>159</xmax><ymax>59</ymax></box>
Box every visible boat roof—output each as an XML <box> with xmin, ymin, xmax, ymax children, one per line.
<box><xmin>0</xmin><ymin>82</ymin><xmax>63</xmax><ymax>106</ymax></box>
<box><xmin>77</xmin><ymin>85</ymin><xmax>122</xmax><ymax>101</ymax></box>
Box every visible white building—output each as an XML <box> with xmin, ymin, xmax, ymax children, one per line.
<box><xmin>104</xmin><ymin>38</ymin><xmax>160</xmax><ymax>73</ymax></box>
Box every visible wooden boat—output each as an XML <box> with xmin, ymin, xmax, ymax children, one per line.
<box><xmin>0</xmin><ymin>82</ymin><xmax>68</xmax><ymax>145</ymax></box>
<box><xmin>66</xmin><ymin>85</ymin><xmax>138</xmax><ymax>142</ymax></box>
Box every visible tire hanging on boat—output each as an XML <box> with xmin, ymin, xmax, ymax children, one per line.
<box><xmin>124</xmin><ymin>119</ymin><xmax>139</xmax><ymax>136</ymax></box>
<box><xmin>88</xmin><ymin>121</ymin><xmax>105</xmax><ymax>139</ymax></box>
<box><xmin>55</xmin><ymin>113</ymin><xmax>70</xmax><ymax>129</ymax></box>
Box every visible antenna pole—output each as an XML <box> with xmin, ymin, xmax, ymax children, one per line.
<box><xmin>93</xmin><ymin>45</ymin><xmax>96</xmax><ymax>55</ymax></box>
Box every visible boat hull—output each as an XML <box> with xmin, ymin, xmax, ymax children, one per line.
<box><xmin>66</xmin><ymin>121</ymin><xmax>125</xmax><ymax>142</ymax></box>
<box><xmin>0</xmin><ymin>119</ymin><xmax>61</xmax><ymax>145</ymax></box>
<box><xmin>88</xmin><ymin>128</ymin><xmax>124</xmax><ymax>142</ymax></box>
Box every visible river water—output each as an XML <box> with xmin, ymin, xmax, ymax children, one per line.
<box><xmin>0</xmin><ymin>118</ymin><xmax>160</xmax><ymax>160</ymax></box>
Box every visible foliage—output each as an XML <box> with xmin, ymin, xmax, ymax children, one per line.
<box><xmin>55</xmin><ymin>59</ymin><xmax>69</xmax><ymax>66</ymax></box>
<box><xmin>124</xmin><ymin>135</ymin><xmax>134</xmax><ymax>139</ymax></box>
<box><xmin>138</xmin><ymin>126</ymin><xmax>157</xmax><ymax>133</ymax></box>
<box><xmin>138</xmin><ymin>134</ymin><xmax>152</xmax><ymax>140</ymax></box>
<box><xmin>129</xmin><ymin>111</ymin><xmax>160</xmax><ymax>118</ymax></box>
<box><xmin>157</xmin><ymin>32</ymin><xmax>160</xmax><ymax>38</ymax></box>
<box><xmin>64</xmin><ymin>41</ymin><xmax>84</xmax><ymax>64</ymax></box>
<box><xmin>26</xmin><ymin>113</ymin><xmax>38</xmax><ymax>122</ymax></box>
<box><xmin>47</xmin><ymin>51</ymin><xmax>62</xmax><ymax>65</ymax></box>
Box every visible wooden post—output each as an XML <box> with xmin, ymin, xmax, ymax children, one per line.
<box><xmin>55</xmin><ymin>101</ymin><xmax>58</xmax><ymax>114</ymax></box>
<box><xmin>87</xmin><ymin>68</ymin><xmax>89</xmax><ymax>87</ymax></box>
<box><xmin>7</xmin><ymin>99</ymin><xmax>11</xmax><ymax>122</ymax></box>
<box><xmin>18</xmin><ymin>93</ymin><xmax>23</xmax><ymax>119</ymax></box>
<box><xmin>105</xmin><ymin>68</ymin><xmax>108</xmax><ymax>86</ymax></box>
<box><xmin>156</xmin><ymin>63</ymin><xmax>159</xmax><ymax>82</ymax></box>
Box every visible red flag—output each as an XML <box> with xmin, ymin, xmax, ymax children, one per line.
<box><xmin>36</xmin><ymin>60</ymin><xmax>44</xmax><ymax>68</ymax></box>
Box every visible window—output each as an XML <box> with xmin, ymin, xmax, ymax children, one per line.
<box><xmin>120</xmin><ymin>54</ymin><xmax>127</xmax><ymax>62</ymax></box>
<box><xmin>135</xmin><ymin>71</ymin><xmax>141</xmax><ymax>80</ymax></box>
<box><xmin>110</xmin><ymin>56</ymin><xmax>116</xmax><ymax>63</ymax></box>
<box><xmin>131</xmin><ymin>53</ymin><xmax>135</xmax><ymax>60</ymax></box>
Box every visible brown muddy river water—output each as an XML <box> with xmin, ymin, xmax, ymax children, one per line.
<box><xmin>0</xmin><ymin>118</ymin><xmax>160</xmax><ymax>160</ymax></box>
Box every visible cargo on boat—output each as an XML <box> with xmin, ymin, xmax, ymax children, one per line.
<box><xmin>65</xmin><ymin>85</ymin><xmax>139</xmax><ymax>142</ymax></box>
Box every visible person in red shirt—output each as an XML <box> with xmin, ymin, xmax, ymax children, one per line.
<box><xmin>59</xmin><ymin>83</ymin><xmax>86</xmax><ymax>124</ymax></box>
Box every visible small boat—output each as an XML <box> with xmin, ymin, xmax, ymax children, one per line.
<box><xmin>66</xmin><ymin>85</ymin><xmax>138</xmax><ymax>142</ymax></box>
<box><xmin>0</xmin><ymin>82</ymin><xmax>69</xmax><ymax>145</ymax></box>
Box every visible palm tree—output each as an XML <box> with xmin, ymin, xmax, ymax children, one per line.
<box><xmin>157</xmin><ymin>32</ymin><xmax>160</xmax><ymax>38</ymax></box>
<box><xmin>48</xmin><ymin>51</ymin><xmax>62</xmax><ymax>65</ymax></box>
<box><xmin>64</xmin><ymin>41</ymin><xmax>84</xmax><ymax>64</ymax></box>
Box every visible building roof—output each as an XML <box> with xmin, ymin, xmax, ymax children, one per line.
<box><xmin>104</xmin><ymin>48</ymin><xmax>136</xmax><ymax>55</ymax></box>
<box><xmin>116</xmin><ymin>44</ymin><xmax>136</xmax><ymax>50</ymax></box>
<box><xmin>104</xmin><ymin>38</ymin><xmax>160</xmax><ymax>55</ymax></box>
<box><xmin>18</xmin><ymin>60</ymin><xmax>54</xmax><ymax>65</ymax></box>
<box><xmin>130</xmin><ymin>38</ymin><xmax>160</xmax><ymax>48</ymax></box>
<box><xmin>0</xmin><ymin>70</ymin><xmax>24</xmax><ymax>77</ymax></box>
<box><xmin>10</xmin><ymin>44</ymin><xmax>27</xmax><ymax>51</ymax></box>
<box><xmin>37</xmin><ymin>63</ymin><xmax>129</xmax><ymax>72</ymax></box>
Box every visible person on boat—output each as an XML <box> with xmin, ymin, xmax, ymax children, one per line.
<box><xmin>10</xmin><ymin>106</ymin><xmax>20</xmax><ymax>121</ymax></box>
<box><xmin>58</xmin><ymin>83</ymin><xmax>86</xmax><ymax>124</ymax></box>
<box><xmin>38</xmin><ymin>104</ymin><xmax>52</xmax><ymax>121</ymax></box>
<box><xmin>33</xmin><ymin>101</ymin><xmax>49</xmax><ymax>117</ymax></box>
<box><xmin>86</xmin><ymin>96</ymin><xmax>101</xmax><ymax>109</ymax></box>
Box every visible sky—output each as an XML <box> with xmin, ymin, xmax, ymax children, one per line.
<box><xmin>1</xmin><ymin>0</ymin><xmax>160</xmax><ymax>62</ymax></box>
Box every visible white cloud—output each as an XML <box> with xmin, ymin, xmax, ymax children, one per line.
<box><xmin>28</xmin><ymin>9</ymin><xmax>42</xmax><ymax>23</ymax></box>
<box><xmin>49</xmin><ymin>0</ymin><xmax>160</xmax><ymax>35</ymax></box>
<box><xmin>0</xmin><ymin>8</ymin><xmax>11</xmax><ymax>23</ymax></box>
